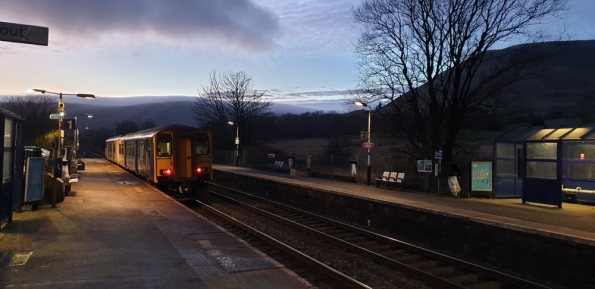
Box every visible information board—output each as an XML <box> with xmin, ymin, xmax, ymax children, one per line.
<box><xmin>24</xmin><ymin>157</ymin><xmax>45</xmax><ymax>202</ymax></box>
<box><xmin>416</xmin><ymin>160</ymin><xmax>433</xmax><ymax>172</ymax></box>
<box><xmin>471</xmin><ymin>161</ymin><xmax>492</xmax><ymax>191</ymax></box>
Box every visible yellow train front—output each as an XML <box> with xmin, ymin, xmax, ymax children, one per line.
<box><xmin>105</xmin><ymin>124</ymin><xmax>212</xmax><ymax>199</ymax></box>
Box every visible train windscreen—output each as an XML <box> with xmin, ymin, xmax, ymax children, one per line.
<box><xmin>157</xmin><ymin>134</ymin><xmax>172</xmax><ymax>157</ymax></box>
<box><xmin>195</xmin><ymin>135</ymin><xmax>209</xmax><ymax>155</ymax></box>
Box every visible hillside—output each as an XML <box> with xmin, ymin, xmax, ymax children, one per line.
<box><xmin>492</xmin><ymin>40</ymin><xmax>595</xmax><ymax>118</ymax></box>
<box><xmin>14</xmin><ymin>40</ymin><xmax>595</xmax><ymax>132</ymax></box>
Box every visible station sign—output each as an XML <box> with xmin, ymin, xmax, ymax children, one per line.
<box><xmin>434</xmin><ymin>150</ymin><xmax>443</xmax><ymax>160</ymax></box>
<box><xmin>49</xmin><ymin>113</ymin><xmax>62</xmax><ymax>120</ymax></box>
<box><xmin>360</xmin><ymin>131</ymin><xmax>370</xmax><ymax>139</ymax></box>
<box><xmin>62</xmin><ymin>118</ymin><xmax>77</xmax><ymax>130</ymax></box>
<box><xmin>362</xmin><ymin>142</ymin><xmax>374</xmax><ymax>148</ymax></box>
<box><xmin>0</xmin><ymin>21</ymin><xmax>48</xmax><ymax>46</ymax></box>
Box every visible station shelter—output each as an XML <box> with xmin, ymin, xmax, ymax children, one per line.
<box><xmin>0</xmin><ymin>107</ymin><xmax>24</xmax><ymax>226</ymax></box>
<box><xmin>493</xmin><ymin>126</ymin><xmax>595</xmax><ymax>207</ymax></box>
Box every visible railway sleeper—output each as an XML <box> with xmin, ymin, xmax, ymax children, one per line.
<box><xmin>342</xmin><ymin>236</ymin><xmax>368</xmax><ymax>242</ymax></box>
<box><xmin>368</xmin><ymin>244</ymin><xmax>393</xmax><ymax>251</ymax></box>
<box><xmin>394</xmin><ymin>254</ymin><xmax>423</xmax><ymax>263</ymax></box>
<box><xmin>383</xmin><ymin>249</ymin><xmax>408</xmax><ymax>257</ymax></box>
<box><xmin>446</xmin><ymin>272</ymin><xmax>482</xmax><ymax>285</ymax></box>
<box><xmin>466</xmin><ymin>280</ymin><xmax>500</xmax><ymax>289</ymax></box>
<box><xmin>426</xmin><ymin>265</ymin><xmax>457</xmax><ymax>276</ymax></box>
<box><xmin>408</xmin><ymin>259</ymin><xmax>441</xmax><ymax>270</ymax></box>
<box><xmin>333</xmin><ymin>232</ymin><xmax>358</xmax><ymax>239</ymax></box>
<box><xmin>354</xmin><ymin>240</ymin><xmax>382</xmax><ymax>247</ymax></box>
<box><xmin>323</xmin><ymin>228</ymin><xmax>348</xmax><ymax>235</ymax></box>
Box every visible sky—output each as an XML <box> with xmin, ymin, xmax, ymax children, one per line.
<box><xmin>1</xmin><ymin>0</ymin><xmax>594</xmax><ymax>105</ymax></box>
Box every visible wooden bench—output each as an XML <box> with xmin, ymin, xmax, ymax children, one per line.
<box><xmin>376</xmin><ymin>171</ymin><xmax>406</xmax><ymax>190</ymax></box>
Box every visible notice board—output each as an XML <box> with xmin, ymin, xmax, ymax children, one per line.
<box><xmin>471</xmin><ymin>161</ymin><xmax>492</xmax><ymax>192</ymax></box>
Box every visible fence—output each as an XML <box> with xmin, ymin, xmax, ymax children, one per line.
<box><xmin>213</xmin><ymin>149</ymin><xmax>419</xmax><ymax>184</ymax></box>
<box><xmin>213</xmin><ymin>145</ymin><xmax>494</xmax><ymax>197</ymax></box>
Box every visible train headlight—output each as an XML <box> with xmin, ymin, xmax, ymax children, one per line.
<box><xmin>196</xmin><ymin>167</ymin><xmax>208</xmax><ymax>174</ymax></box>
<box><xmin>160</xmin><ymin>169</ymin><xmax>173</xmax><ymax>176</ymax></box>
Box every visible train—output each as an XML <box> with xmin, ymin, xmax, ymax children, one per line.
<box><xmin>105</xmin><ymin>124</ymin><xmax>212</xmax><ymax>198</ymax></box>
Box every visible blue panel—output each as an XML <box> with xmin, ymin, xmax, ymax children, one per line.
<box><xmin>24</xmin><ymin>157</ymin><xmax>45</xmax><ymax>202</ymax></box>
<box><xmin>523</xmin><ymin>178</ymin><xmax>562</xmax><ymax>207</ymax></box>
<box><xmin>494</xmin><ymin>177</ymin><xmax>522</xmax><ymax>198</ymax></box>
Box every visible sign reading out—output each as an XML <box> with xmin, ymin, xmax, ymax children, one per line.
<box><xmin>0</xmin><ymin>21</ymin><xmax>48</xmax><ymax>46</ymax></box>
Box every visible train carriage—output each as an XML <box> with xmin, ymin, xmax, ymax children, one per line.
<box><xmin>105</xmin><ymin>124</ymin><xmax>212</xmax><ymax>198</ymax></box>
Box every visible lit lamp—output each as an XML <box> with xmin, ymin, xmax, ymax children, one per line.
<box><xmin>355</xmin><ymin>100</ymin><xmax>372</xmax><ymax>185</ymax></box>
<box><xmin>29</xmin><ymin>89</ymin><xmax>95</xmax><ymax>157</ymax></box>
<box><xmin>227</xmin><ymin>121</ymin><xmax>239</xmax><ymax>167</ymax></box>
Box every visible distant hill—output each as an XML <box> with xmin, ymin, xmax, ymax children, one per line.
<box><xmin>63</xmin><ymin>98</ymin><xmax>347</xmax><ymax>130</ymax></box>
<box><xmin>5</xmin><ymin>40</ymin><xmax>594</xmax><ymax>132</ymax></box>
<box><xmin>490</xmin><ymin>40</ymin><xmax>595</xmax><ymax>119</ymax></box>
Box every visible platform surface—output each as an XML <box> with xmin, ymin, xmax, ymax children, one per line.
<box><xmin>0</xmin><ymin>159</ymin><xmax>310</xmax><ymax>289</ymax></box>
<box><xmin>214</xmin><ymin>165</ymin><xmax>595</xmax><ymax>245</ymax></box>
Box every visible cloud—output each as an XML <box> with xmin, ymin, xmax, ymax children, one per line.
<box><xmin>253</xmin><ymin>0</ymin><xmax>362</xmax><ymax>54</ymax></box>
<box><xmin>0</xmin><ymin>0</ymin><xmax>281</xmax><ymax>53</ymax></box>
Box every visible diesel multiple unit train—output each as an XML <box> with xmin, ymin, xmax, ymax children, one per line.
<box><xmin>105</xmin><ymin>124</ymin><xmax>212</xmax><ymax>198</ymax></box>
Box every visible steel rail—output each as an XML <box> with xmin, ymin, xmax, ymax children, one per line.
<box><xmin>209</xmin><ymin>182</ymin><xmax>550</xmax><ymax>289</ymax></box>
<box><xmin>195</xmin><ymin>200</ymin><xmax>371</xmax><ymax>289</ymax></box>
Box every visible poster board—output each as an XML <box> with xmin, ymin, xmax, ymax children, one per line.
<box><xmin>471</xmin><ymin>161</ymin><xmax>492</xmax><ymax>191</ymax></box>
<box><xmin>25</xmin><ymin>157</ymin><xmax>45</xmax><ymax>202</ymax></box>
<box><xmin>417</xmin><ymin>160</ymin><xmax>433</xmax><ymax>172</ymax></box>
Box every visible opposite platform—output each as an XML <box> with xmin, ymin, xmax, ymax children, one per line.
<box><xmin>0</xmin><ymin>158</ymin><xmax>310</xmax><ymax>289</ymax></box>
<box><xmin>213</xmin><ymin>165</ymin><xmax>595</xmax><ymax>245</ymax></box>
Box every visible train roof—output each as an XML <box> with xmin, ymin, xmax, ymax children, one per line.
<box><xmin>105</xmin><ymin>124</ymin><xmax>208</xmax><ymax>142</ymax></box>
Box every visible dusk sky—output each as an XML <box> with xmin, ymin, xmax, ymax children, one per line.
<box><xmin>1</xmin><ymin>0</ymin><xmax>594</xmax><ymax>102</ymax></box>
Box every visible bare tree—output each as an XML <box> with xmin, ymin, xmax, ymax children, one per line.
<box><xmin>351</xmin><ymin>0</ymin><xmax>567</xmax><ymax>162</ymax></box>
<box><xmin>191</xmin><ymin>70</ymin><xmax>272</xmax><ymax>149</ymax></box>
<box><xmin>0</xmin><ymin>95</ymin><xmax>57</xmax><ymax>147</ymax></box>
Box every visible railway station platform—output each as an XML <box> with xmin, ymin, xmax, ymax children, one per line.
<box><xmin>213</xmin><ymin>165</ymin><xmax>595</xmax><ymax>243</ymax></box>
<box><xmin>0</xmin><ymin>159</ymin><xmax>311</xmax><ymax>289</ymax></box>
<box><xmin>212</xmin><ymin>164</ymin><xmax>595</xmax><ymax>288</ymax></box>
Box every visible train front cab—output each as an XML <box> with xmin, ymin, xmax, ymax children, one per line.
<box><xmin>154</xmin><ymin>129</ymin><xmax>211</xmax><ymax>194</ymax></box>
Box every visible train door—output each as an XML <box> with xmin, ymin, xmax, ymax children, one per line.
<box><xmin>176</xmin><ymin>136</ymin><xmax>192</xmax><ymax>179</ymax></box>
<box><xmin>137</xmin><ymin>139</ymin><xmax>145</xmax><ymax>175</ymax></box>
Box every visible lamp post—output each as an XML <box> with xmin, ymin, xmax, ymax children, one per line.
<box><xmin>29</xmin><ymin>89</ymin><xmax>95</xmax><ymax>158</ymax></box>
<box><xmin>228</xmin><ymin>121</ymin><xmax>239</xmax><ymax>167</ymax></box>
<box><xmin>355</xmin><ymin>100</ymin><xmax>372</xmax><ymax>185</ymax></box>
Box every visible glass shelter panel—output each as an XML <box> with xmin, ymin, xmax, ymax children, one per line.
<box><xmin>527</xmin><ymin>161</ymin><xmax>557</xmax><ymax>179</ymax></box>
<box><xmin>496</xmin><ymin>160</ymin><xmax>516</xmax><ymax>177</ymax></box>
<box><xmin>526</xmin><ymin>142</ymin><xmax>557</xmax><ymax>159</ymax></box>
<box><xmin>496</xmin><ymin>143</ymin><xmax>515</xmax><ymax>158</ymax></box>
<box><xmin>563</xmin><ymin>163</ymin><xmax>595</xmax><ymax>179</ymax></box>
<box><xmin>564</xmin><ymin>143</ymin><xmax>595</xmax><ymax>161</ymax></box>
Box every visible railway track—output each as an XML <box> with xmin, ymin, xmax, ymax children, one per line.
<box><xmin>193</xmin><ymin>201</ymin><xmax>371</xmax><ymax>289</ymax></box>
<box><xmin>204</xmin><ymin>182</ymin><xmax>551</xmax><ymax>289</ymax></box>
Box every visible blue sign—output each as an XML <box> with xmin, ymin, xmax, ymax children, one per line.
<box><xmin>25</xmin><ymin>157</ymin><xmax>45</xmax><ymax>202</ymax></box>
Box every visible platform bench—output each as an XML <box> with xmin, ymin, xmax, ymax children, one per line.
<box><xmin>268</xmin><ymin>161</ymin><xmax>284</xmax><ymax>170</ymax></box>
<box><xmin>376</xmin><ymin>171</ymin><xmax>406</xmax><ymax>190</ymax></box>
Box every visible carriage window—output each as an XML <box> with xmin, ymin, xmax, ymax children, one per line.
<box><xmin>157</xmin><ymin>134</ymin><xmax>172</xmax><ymax>157</ymax></box>
<box><xmin>195</xmin><ymin>135</ymin><xmax>209</xmax><ymax>155</ymax></box>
